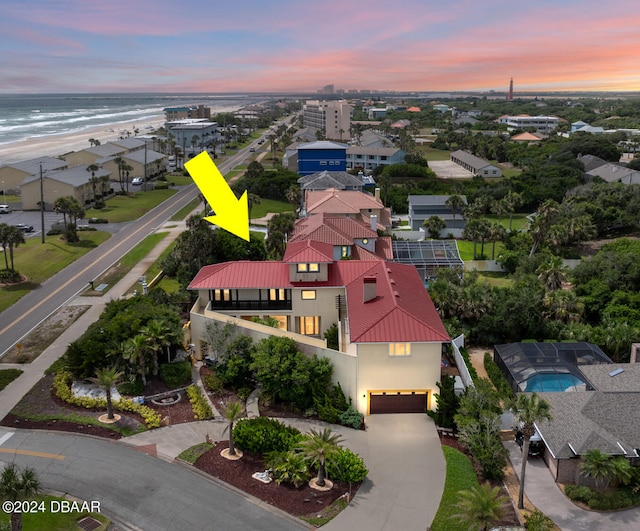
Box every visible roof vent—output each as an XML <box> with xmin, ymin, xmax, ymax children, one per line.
<box><xmin>393</xmin><ymin>290</ymin><xmax>400</xmax><ymax>297</ymax></box>
<box><xmin>609</xmin><ymin>368</ymin><xmax>624</xmax><ymax>377</ymax></box>
<box><xmin>390</xmin><ymin>279</ymin><xmax>396</xmax><ymax>285</ymax></box>
<box><xmin>363</xmin><ymin>276</ymin><xmax>377</xmax><ymax>303</ymax></box>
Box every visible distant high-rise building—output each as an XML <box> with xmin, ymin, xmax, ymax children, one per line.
<box><xmin>303</xmin><ymin>100</ymin><xmax>352</xmax><ymax>141</ymax></box>
<box><xmin>508</xmin><ymin>78</ymin><xmax>514</xmax><ymax>101</ymax></box>
<box><xmin>317</xmin><ymin>84</ymin><xmax>335</xmax><ymax>95</ymax></box>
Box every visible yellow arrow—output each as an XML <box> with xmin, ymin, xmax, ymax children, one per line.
<box><xmin>185</xmin><ymin>152</ymin><xmax>249</xmax><ymax>241</ymax></box>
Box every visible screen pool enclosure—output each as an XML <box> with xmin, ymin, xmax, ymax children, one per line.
<box><xmin>494</xmin><ymin>342</ymin><xmax>612</xmax><ymax>394</ymax></box>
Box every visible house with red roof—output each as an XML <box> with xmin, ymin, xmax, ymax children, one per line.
<box><xmin>289</xmin><ymin>213</ymin><xmax>393</xmax><ymax>261</ymax></box>
<box><xmin>187</xmin><ymin>243</ymin><xmax>449</xmax><ymax>415</ymax></box>
<box><xmin>304</xmin><ymin>187</ymin><xmax>392</xmax><ymax>230</ymax></box>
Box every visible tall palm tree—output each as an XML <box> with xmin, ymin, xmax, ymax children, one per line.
<box><xmin>86</xmin><ymin>163</ymin><xmax>101</xmax><ymax>202</ymax></box>
<box><xmin>0</xmin><ymin>462</ymin><xmax>41</xmax><ymax>531</ymax></box>
<box><xmin>90</xmin><ymin>366</ymin><xmax>123</xmax><ymax>420</ymax></box>
<box><xmin>528</xmin><ymin>199</ymin><xmax>560</xmax><ymax>257</ymax></box>
<box><xmin>142</xmin><ymin>319</ymin><xmax>174</xmax><ymax>372</ymax></box>
<box><xmin>0</xmin><ymin>223</ymin><xmax>11</xmax><ymax>270</ymax></box>
<box><xmin>510</xmin><ymin>392</ymin><xmax>552</xmax><ymax>509</ymax></box>
<box><xmin>247</xmin><ymin>194</ymin><xmax>261</xmax><ymax>222</ymax></box>
<box><xmin>504</xmin><ymin>191</ymin><xmax>522</xmax><ymax>231</ymax></box>
<box><xmin>221</xmin><ymin>400</ymin><xmax>245</xmax><ymax>457</ymax></box>
<box><xmin>123</xmin><ymin>334</ymin><xmax>150</xmax><ymax>387</ymax></box>
<box><xmin>4</xmin><ymin>225</ymin><xmax>25</xmax><ymax>273</ymax></box>
<box><xmin>454</xmin><ymin>481</ymin><xmax>508</xmax><ymax>531</ymax></box>
<box><xmin>445</xmin><ymin>194</ymin><xmax>465</xmax><ymax>229</ymax></box>
<box><xmin>423</xmin><ymin>215</ymin><xmax>446</xmax><ymax>239</ymax></box>
<box><xmin>298</xmin><ymin>428</ymin><xmax>344</xmax><ymax>487</ymax></box>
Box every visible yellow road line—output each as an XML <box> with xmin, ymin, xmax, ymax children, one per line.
<box><xmin>0</xmin><ymin>448</ymin><xmax>65</xmax><ymax>460</ymax></box>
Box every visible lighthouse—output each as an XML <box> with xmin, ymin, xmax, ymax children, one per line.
<box><xmin>508</xmin><ymin>78</ymin><xmax>513</xmax><ymax>101</ymax></box>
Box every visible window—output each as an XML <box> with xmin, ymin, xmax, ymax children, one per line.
<box><xmin>297</xmin><ymin>263</ymin><xmax>319</xmax><ymax>272</ymax></box>
<box><xmin>341</xmin><ymin>246</ymin><xmax>349</xmax><ymax>258</ymax></box>
<box><xmin>320</xmin><ymin>161</ymin><xmax>327</xmax><ymax>165</ymax></box>
<box><xmin>269</xmin><ymin>316</ymin><xmax>288</xmax><ymax>330</ymax></box>
<box><xmin>299</xmin><ymin>316</ymin><xmax>320</xmax><ymax>335</ymax></box>
<box><xmin>389</xmin><ymin>343</ymin><xmax>411</xmax><ymax>356</ymax></box>
<box><xmin>362</xmin><ymin>238</ymin><xmax>368</xmax><ymax>245</ymax></box>
<box><xmin>214</xmin><ymin>289</ymin><xmax>230</xmax><ymax>301</ymax></box>
<box><xmin>301</xmin><ymin>290</ymin><xmax>316</xmax><ymax>300</ymax></box>
<box><xmin>269</xmin><ymin>288</ymin><xmax>285</xmax><ymax>301</ymax></box>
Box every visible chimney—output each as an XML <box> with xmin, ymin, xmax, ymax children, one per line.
<box><xmin>363</xmin><ymin>276</ymin><xmax>377</xmax><ymax>303</ymax></box>
<box><xmin>374</xmin><ymin>187</ymin><xmax>380</xmax><ymax>202</ymax></box>
<box><xmin>370</xmin><ymin>214</ymin><xmax>377</xmax><ymax>231</ymax></box>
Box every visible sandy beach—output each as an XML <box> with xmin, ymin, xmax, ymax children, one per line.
<box><xmin>0</xmin><ymin>116</ymin><xmax>166</xmax><ymax>166</ymax></box>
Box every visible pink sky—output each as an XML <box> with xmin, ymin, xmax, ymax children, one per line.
<box><xmin>1</xmin><ymin>0</ymin><xmax>639</xmax><ymax>93</ymax></box>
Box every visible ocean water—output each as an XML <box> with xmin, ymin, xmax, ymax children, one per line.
<box><xmin>0</xmin><ymin>93</ymin><xmax>259</xmax><ymax>147</ymax></box>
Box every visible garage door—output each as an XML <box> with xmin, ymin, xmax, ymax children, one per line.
<box><xmin>370</xmin><ymin>392</ymin><xmax>428</xmax><ymax>414</ymax></box>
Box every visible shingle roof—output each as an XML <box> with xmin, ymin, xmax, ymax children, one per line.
<box><xmin>298</xmin><ymin>141</ymin><xmax>348</xmax><ymax>150</ymax></box>
<box><xmin>6</xmin><ymin>156</ymin><xmax>67</xmax><ymax>176</ymax></box>
<box><xmin>298</xmin><ymin>170</ymin><xmax>363</xmax><ymax>191</ymax></box>
<box><xmin>22</xmin><ymin>164</ymin><xmax>110</xmax><ymax>187</ymax></box>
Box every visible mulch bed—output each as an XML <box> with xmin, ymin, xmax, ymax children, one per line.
<box><xmin>194</xmin><ymin>440</ymin><xmax>359</xmax><ymax>519</ymax></box>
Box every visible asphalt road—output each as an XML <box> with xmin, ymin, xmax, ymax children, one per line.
<box><xmin>0</xmin><ymin>141</ymin><xmax>257</xmax><ymax>357</ymax></box>
<box><xmin>0</xmin><ymin>428</ymin><xmax>305</xmax><ymax>531</ymax></box>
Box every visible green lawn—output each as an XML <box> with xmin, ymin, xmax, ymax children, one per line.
<box><xmin>0</xmin><ymin>368</ymin><xmax>23</xmax><ymax>390</ymax></box>
<box><xmin>0</xmin><ymin>494</ymin><xmax>109</xmax><ymax>530</ymax></box>
<box><xmin>421</xmin><ymin>147</ymin><xmax>452</xmax><ymax>161</ymax></box>
<box><xmin>484</xmin><ymin>213</ymin><xmax>529</xmax><ymax>231</ymax></box>
<box><xmin>164</xmin><ymin>174</ymin><xmax>194</xmax><ymax>187</ymax></box>
<box><xmin>455</xmin><ymin>239</ymin><xmax>505</xmax><ymax>261</ymax></box>
<box><xmin>430</xmin><ymin>446</ymin><xmax>480</xmax><ymax>531</ymax></box>
<box><xmin>0</xmin><ymin>231</ymin><xmax>111</xmax><ymax>312</ymax></box>
<box><xmin>477</xmin><ymin>271</ymin><xmax>512</xmax><ymax>287</ymax></box>
<box><xmin>85</xmin><ymin>189</ymin><xmax>177</xmax><ymax>223</ymax></box>
<box><xmin>249</xmin><ymin>198</ymin><xmax>294</xmax><ymax>219</ymax></box>
<box><xmin>170</xmin><ymin>198</ymin><xmax>201</xmax><ymax>221</ymax></box>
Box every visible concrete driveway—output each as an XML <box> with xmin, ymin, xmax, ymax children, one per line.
<box><xmin>429</xmin><ymin>160</ymin><xmax>474</xmax><ymax>179</ymax></box>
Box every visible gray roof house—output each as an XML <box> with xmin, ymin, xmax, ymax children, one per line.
<box><xmin>346</xmin><ymin>146</ymin><xmax>405</xmax><ymax>171</ymax></box>
<box><xmin>408</xmin><ymin>194</ymin><xmax>468</xmax><ymax>232</ymax></box>
<box><xmin>298</xmin><ymin>170</ymin><xmax>364</xmax><ymax>192</ymax></box>
<box><xmin>450</xmin><ymin>150</ymin><xmax>502</xmax><ymax>177</ymax></box>
<box><xmin>535</xmin><ymin>362</ymin><xmax>640</xmax><ymax>485</ymax></box>
<box><xmin>586</xmin><ymin>163</ymin><xmax>640</xmax><ymax>184</ymax></box>
<box><xmin>578</xmin><ymin>154</ymin><xmax>608</xmax><ymax>172</ymax></box>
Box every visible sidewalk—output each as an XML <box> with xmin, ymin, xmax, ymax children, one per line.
<box><xmin>0</xmin><ymin>218</ymin><xmax>188</xmax><ymax>421</ymax></box>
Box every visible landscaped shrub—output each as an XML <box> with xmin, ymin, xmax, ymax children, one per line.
<box><xmin>202</xmin><ymin>373</ymin><xmax>223</xmax><ymax>393</ymax></box>
<box><xmin>117</xmin><ymin>376</ymin><xmax>144</xmax><ymax>396</ymax></box>
<box><xmin>53</xmin><ymin>371</ymin><xmax>161</xmax><ymax>428</ymax></box>
<box><xmin>315</xmin><ymin>394</ymin><xmax>341</xmax><ymax>424</ymax></box>
<box><xmin>186</xmin><ymin>385</ymin><xmax>213</xmax><ymax>420</ymax></box>
<box><xmin>232</xmin><ymin>417</ymin><xmax>302</xmax><ymax>455</ymax></box>
<box><xmin>266</xmin><ymin>450</ymin><xmax>310</xmax><ymax>488</ymax></box>
<box><xmin>87</xmin><ymin>218</ymin><xmax>109</xmax><ymax>224</ymax></box>
<box><xmin>564</xmin><ymin>484</ymin><xmax>595</xmax><ymax>503</ymax></box>
<box><xmin>588</xmin><ymin>490</ymin><xmax>633</xmax><ymax>511</ymax></box>
<box><xmin>459</xmin><ymin>348</ymin><xmax>478</xmax><ymax>382</ymax></box>
<box><xmin>523</xmin><ymin>509</ymin><xmax>555</xmax><ymax>530</ymax></box>
<box><xmin>483</xmin><ymin>352</ymin><xmax>513</xmax><ymax>399</ymax></box>
<box><xmin>339</xmin><ymin>406</ymin><xmax>364</xmax><ymax>430</ymax></box>
<box><xmin>159</xmin><ymin>361</ymin><xmax>191</xmax><ymax>388</ymax></box>
<box><xmin>326</xmin><ymin>448</ymin><xmax>368</xmax><ymax>483</ymax></box>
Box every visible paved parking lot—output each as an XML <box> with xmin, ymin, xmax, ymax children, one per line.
<box><xmin>429</xmin><ymin>160</ymin><xmax>475</xmax><ymax>179</ymax></box>
<box><xmin>0</xmin><ymin>209</ymin><xmax>122</xmax><ymax>239</ymax></box>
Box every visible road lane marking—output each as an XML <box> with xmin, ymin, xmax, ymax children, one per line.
<box><xmin>0</xmin><ymin>188</ymin><xmax>195</xmax><ymax>338</ymax></box>
<box><xmin>0</xmin><ymin>432</ymin><xmax>14</xmax><ymax>445</ymax></box>
<box><xmin>0</xmin><ymin>448</ymin><xmax>65</xmax><ymax>460</ymax></box>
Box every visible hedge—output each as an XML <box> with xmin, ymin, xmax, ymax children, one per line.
<box><xmin>186</xmin><ymin>385</ymin><xmax>213</xmax><ymax>420</ymax></box>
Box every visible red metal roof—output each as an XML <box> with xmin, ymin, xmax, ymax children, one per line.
<box><xmin>282</xmin><ymin>240</ymin><xmax>334</xmax><ymax>263</ymax></box>
<box><xmin>188</xmin><ymin>258</ymin><xmax>448</xmax><ymax>344</ymax></box>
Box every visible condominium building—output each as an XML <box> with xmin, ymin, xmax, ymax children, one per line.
<box><xmin>303</xmin><ymin>100</ymin><xmax>353</xmax><ymax>141</ymax></box>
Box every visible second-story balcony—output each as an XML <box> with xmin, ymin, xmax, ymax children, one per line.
<box><xmin>209</xmin><ymin>299</ymin><xmax>292</xmax><ymax>312</ymax></box>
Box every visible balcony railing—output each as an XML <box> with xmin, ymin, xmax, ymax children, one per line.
<box><xmin>209</xmin><ymin>300</ymin><xmax>292</xmax><ymax>311</ymax></box>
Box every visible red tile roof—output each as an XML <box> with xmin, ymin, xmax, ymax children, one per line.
<box><xmin>306</xmin><ymin>188</ymin><xmax>385</xmax><ymax>215</ymax></box>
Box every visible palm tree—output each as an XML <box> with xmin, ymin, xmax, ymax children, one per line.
<box><xmin>0</xmin><ymin>223</ymin><xmax>12</xmax><ymax>270</ymax></box>
<box><xmin>0</xmin><ymin>462</ymin><xmax>41</xmax><ymax>531</ymax></box>
<box><xmin>141</xmin><ymin>319</ymin><xmax>174</xmax><ymax>372</ymax></box>
<box><xmin>90</xmin><ymin>366</ymin><xmax>123</xmax><ymax>420</ymax></box>
<box><xmin>221</xmin><ymin>400</ymin><xmax>245</xmax><ymax>457</ymax></box>
<box><xmin>298</xmin><ymin>428</ymin><xmax>344</xmax><ymax>488</ymax></box>
<box><xmin>528</xmin><ymin>199</ymin><xmax>560</xmax><ymax>257</ymax></box>
<box><xmin>3</xmin><ymin>225</ymin><xmax>25</xmax><ymax>273</ymax></box>
<box><xmin>510</xmin><ymin>392</ymin><xmax>552</xmax><ymax>509</ymax></box>
<box><xmin>445</xmin><ymin>194</ymin><xmax>465</xmax><ymax>229</ymax></box>
<box><xmin>423</xmin><ymin>215</ymin><xmax>446</xmax><ymax>239</ymax></box>
<box><xmin>504</xmin><ymin>191</ymin><xmax>522</xmax><ymax>231</ymax></box>
<box><xmin>123</xmin><ymin>334</ymin><xmax>150</xmax><ymax>387</ymax></box>
<box><xmin>580</xmin><ymin>449</ymin><xmax>617</xmax><ymax>493</ymax></box>
<box><xmin>536</xmin><ymin>256</ymin><xmax>568</xmax><ymax>291</ymax></box>
<box><xmin>247</xmin><ymin>194</ymin><xmax>261</xmax><ymax>222</ymax></box>
<box><xmin>454</xmin><ymin>481</ymin><xmax>508</xmax><ymax>531</ymax></box>
<box><xmin>488</xmin><ymin>222</ymin><xmax>507</xmax><ymax>260</ymax></box>
<box><xmin>86</xmin><ymin>163</ymin><xmax>101</xmax><ymax>202</ymax></box>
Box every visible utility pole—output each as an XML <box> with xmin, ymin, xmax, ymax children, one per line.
<box><xmin>40</xmin><ymin>163</ymin><xmax>45</xmax><ymax>244</ymax></box>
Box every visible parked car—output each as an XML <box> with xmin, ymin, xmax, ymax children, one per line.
<box><xmin>515</xmin><ymin>427</ymin><xmax>544</xmax><ymax>459</ymax></box>
<box><xmin>14</xmin><ymin>223</ymin><xmax>34</xmax><ymax>233</ymax></box>
<box><xmin>0</xmin><ymin>204</ymin><xmax>11</xmax><ymax>214</ymax></box>
<box><xmin>131</xmin><ymin>177</ymin><xmax>144</xmax><ymax>185</ymax></box>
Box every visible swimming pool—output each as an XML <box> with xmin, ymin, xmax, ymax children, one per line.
<box><xmin>523</xmin><ymin>372</ymin><xmax>586</xmax><ymax>392</ymax></box>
